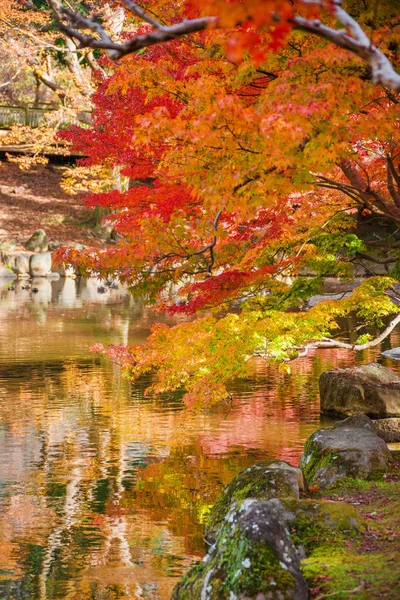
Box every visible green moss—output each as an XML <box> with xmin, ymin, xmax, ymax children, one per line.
<box><xmin>300</xmin><ymin>437</ymin><xmax>344</xmax><ymax>485</ymax></box>
<box><xmin>318</xmin><ymin>475</ymin><xmax>400</xmax><ymax>499</ymax></box>
<box><xmin>173</xmin><ymin>501</ymin><xmax>297</xmax><ymax>599</ymax></box>
<box><xmin>302</xmin><ymin>547</ymin><xmax>400</xmax><ymax>599</ymax></box>
<box><xmin>218</xmin><ymin>524</ymin><xmax>295</xmax><ymax>597</ymax></box>
<box><xmin>206</xmin><ymin>462</ymin><xmax>298</xmax><ymax>543</ymax></box>
<box><xmin>283</xmin><ymin>499</ymin><xmax>361</xmax><ymax>553</ymax></box>
<box><xmin>171</xmin><ymin>560</ymin><xmax>207</xmax><ymax>599</ymax></box>
<box><xmin>299</xmin><ymin>463</ymin><xmax>400</xmax><ymax>599</ymax></box>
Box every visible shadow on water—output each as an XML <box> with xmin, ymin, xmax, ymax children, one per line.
<box><xmin>0</xmin><ymin>277</ymin><xmax>399</xmax><ymax>599</ymax></box>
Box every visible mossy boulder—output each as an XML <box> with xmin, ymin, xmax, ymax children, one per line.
<box><xmin>172</xmin><ymin>498</ymin><xmax>308</xmax><ymax>600</ymax></box>
<box><xmin>205</xmin><ymin>460</ymin><xmax>304</xmax><ymax>545</ymax></box>
<box><xmin>24</xmin><ymin>229</ymin><xmax>48</xmax><ymax>252</ymax></box>
<box><xmin>300</xmin><ymin>415</ymin><xmax>392</xmax><ymax>489</ymax></box>
<box><xmin>319</xmin><ymin>362</ymin><xmax>400</xmax><ymax>418</ymax></box>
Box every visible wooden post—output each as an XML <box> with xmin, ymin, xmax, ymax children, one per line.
<box><xmin>24</xmin><ymin>104</ymin><xmax>30</xmax><ymax>126</ymax></box>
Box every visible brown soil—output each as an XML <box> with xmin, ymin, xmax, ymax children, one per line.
<box><xmin>0</xmin><ymin>161</ymin><xmax>103</xmax><ymax>249</ymax></box>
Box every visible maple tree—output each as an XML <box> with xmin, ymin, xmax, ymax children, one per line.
<box><xmin>45</xmin><ymin>0</ymin><xmax>400</xmax><ymax>408</ymax></box>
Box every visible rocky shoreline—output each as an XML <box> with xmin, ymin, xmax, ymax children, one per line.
<box><xmin>0</xmin><ymin>229</ymin><xmax>82</xmax><ymax>279</ymax></box>
<box><xmin>172</xmin><ymin>364</ymin><xmax>400</xmax><ymax>599</ymax></box>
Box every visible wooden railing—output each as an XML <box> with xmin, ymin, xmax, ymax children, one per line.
<box><xmin>0</xmin><ymin>104</ymin><xmax>91</xmax><ymax>129</ymax></box>
<box><xmin>0</xmin><ymin>103</ymin><xmax>58</xmax><ymax>128</ymax></box>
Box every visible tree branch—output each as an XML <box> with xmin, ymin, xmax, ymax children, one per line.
<box><xmin>355</xmin><ymin>252</ymin><xmax>396</xmax><ymax>265</ymax></box>
<box><xmin>387</xmin><ymin>160</ymin><xmax>400</xmax><ymax>208</ymax></box>
<box><xmin>49</xmin><ymin>1</ymin><xmax>400</xmax><ymax>92</ymax></box>
<box><xmin>122</xmin><ymin>0</ymin><xmax>165</xmax><ymax>30</ymax></box>
<box><xmin>296</xmin><ymin>312</ymin><xmax>400</xmax><ymax>355</ymax></box>
<box><xmin>0</xmin><ymin>64</ymin><xmax>25</xmax><ymax>88</ymax></box>
<box><xmin>292</xmin><ymin>2</ymin><xmax>400</xmax><ymax>92</ymax></box>
<box><xmin>58</xmin><ymin>12</ymin><xmax>214</xmax><ymax>59</ymax></box>
<box><xmin>33</xmin><ymin>69</ymin><xmax>66</xmax><ymax>100</ymax></box>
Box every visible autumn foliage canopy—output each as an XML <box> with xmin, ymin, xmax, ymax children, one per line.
<box><xmin>53</xmin><ymin>0</ymin><xmax>400</xmax><ymax>408</ymax></box>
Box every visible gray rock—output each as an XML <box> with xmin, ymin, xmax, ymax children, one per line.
<box><xmin>15</xmin><ymin>253</ymin><xmax>32</xmax><ymax>275</ymax></box>
<box><xmin>1</xmin><ymin>253</ymin><xmax>17</xmax><ymax>271</ymax></box>
<box><xmin>65</xmin><ymin>241</ymin><xmax>86</xmax><ymax>250</ymax></box>
<box><xmin>24</xmin><ymin>229</ymin><xmax>48</xmax><ymax>252</ymax></box>
<box><xmin>381</xmin><ymin>347</ymin><xmax>400</xmax><ymax>359</ymax></box>
<box><xmin>30</xmin><ymin>252</ymin><xmax>52</xmax><ymax>277</ymax></box>
<box><xmin>300</xmin><ymin>414</ymin><xmax>392</xmax><ymax>489</ymax></box>
<box><xmin>319</xmin><ymin>362</ymin><xmax>400</xmax><ymax>418</ymax></box>
<box><xmin>172</xmin><ymin>499</ymin><xmax>308</xmax><ymax>600</ymax></box>
<box><xmin>0</xmin><ymin>184</ymin><xmax>26</xmax><ymax>196</ymax></box>
<box><xmin>205</xmin><ymin>460</ymin><xmax>304</xmax><ymax>546</ymax></box>
<box><xmin>48</xmin><ymin>241</ymin><xmax>61</xmax><ymax>252</ymax></box>
<box><xmin>373</xmin><ymin>418</ymin><xmax>400</xmax><ymax>443</ymax></box>
<box><xmin>334</xmin><ymin>413</ymin><xmax>376</xmax><ymax>431</ymax></box>
<box><xmin>337</xmin><ymin>413</ymin><xmax>400</xmax><ymax>442</ymax></box>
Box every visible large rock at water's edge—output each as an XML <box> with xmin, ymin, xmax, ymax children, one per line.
<box><xmin>205</xmin><ymin>460</ymin><xmax>304</xmax><ymax>546</ymax></box>
<box><xmin>24</xmin><ymin>229</ymin><xmax>48</xmax><ymax>252</ymax></box>
<box><xmin>300</xmin><ymin>415</ymin><xmax>392</xmax><ymax>489</ymax></box>
<box><xmin>319</xmin><ymin>362</ymin><xmax>400</xmax><ymax>418</ymax></box>
<box><xmin>30</xmin><ymin>252</ymin><xmax>52</xmax><ymax>277</ymax></box>
<box><xmin>172</xmin><ymin>499</ymin><xmax>308</xmax><ymax>600</ymax></box>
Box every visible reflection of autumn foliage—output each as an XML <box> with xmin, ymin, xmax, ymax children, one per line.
<box><xmin>129</xmin><ymin>448</ymin><xmax>262</xmax><ymax>556</ymax></box>
<box><xmin>0</xmin><ymin>496</ymin><xmax>57</xmax><ymax>578</ymax></box>
<box><xmin>1</xmin><ymin>297</ymin><xmax>400</xmax><ymax>597</ymax></box>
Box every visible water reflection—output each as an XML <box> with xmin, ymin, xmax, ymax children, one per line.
<box><xmin>0</xmin><ymin>278</ymin><xmax>399</xmax><ymax>599</ymax></box>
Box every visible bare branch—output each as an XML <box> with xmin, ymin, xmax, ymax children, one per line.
<box><xmin>318</xmin><ymin>312</ymin><xmax>400</xmax><ymax>350</ymax></box>
<box><xmin>387</xmin><ymin>160</ymin><xmax>400</xmax><ymax>208</ymax></box>
<box><xmin>338</xmin><ymin>158</ymin><xmax>400</xmax><ymax>223</ymax></box>
<box><xmin>292</xmin><ymin>3</ymin><xmax>400</xmax><ymax>92</ymax></box>
<box><xmin>355</xmin><ymin>252</ymin><xmax>396</xmax><ymax>265</ymax></box>
<box><xmin>61</xmin><ymin>7</ymin><xmax>114</xmax><ymax>46</ymax></box>
<box><xmin>295</xmin><ymin>312</ymin><xmax>400</xmax><ymax>356</ymax></box>
<box><xmin>387</xmin><ymin>155</ymin><xmax>400</xmax><ymax>189</ymax></box>
<box><xmin>58</xmin><ymin>13</ymin><xmax>214</xmax><ymax>59</ymax></box>
<box><xmin>0</xmin><ymin>64</ymin><xmax>25</xmax><ymax>88</ymax></box>
<box><xmin>48</xmin><ymin>0</ymin><xmax>400</xmax><ymax>92</ymax></box>
<box><xmin>122</xmin><ymin>0</ymin><xmax>165</xmax><ymax>30</ymax></box>
<box><xmin>33</xmin><ymin>69</ymin><xmax>66</xmax><ymax>100</ymax></box>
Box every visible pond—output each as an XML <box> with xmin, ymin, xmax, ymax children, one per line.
<box><xmin>0</xmin><ymin>277</ymin><xmax>398</xmax><ymax>599</ymax></box>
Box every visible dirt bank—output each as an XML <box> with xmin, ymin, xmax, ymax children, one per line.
<box><xmin>0</xmin><ymin>161</ymin><xmax>102</xmax><ymax>249</ymax></box>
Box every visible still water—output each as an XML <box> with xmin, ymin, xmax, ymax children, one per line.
<box><xmin>0</xmin><ymin>277</ymin><xmax>398</xmax><ymax>599</ymax></box>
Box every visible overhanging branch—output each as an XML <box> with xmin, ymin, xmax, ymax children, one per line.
<box><xmin>292</xmin><ymin>312</ymin><xmax>400</xmax><ymax>359</ymax></box>
<box><xmin>49</xmin><ymin>0</ymin><xmax>400</xmax><ymax>92</ymax></box>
